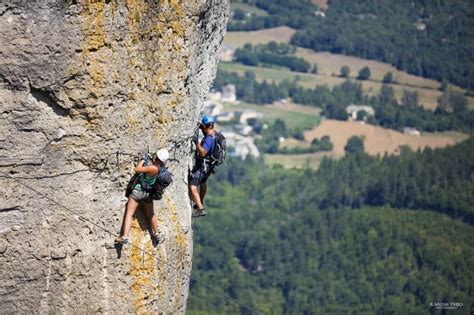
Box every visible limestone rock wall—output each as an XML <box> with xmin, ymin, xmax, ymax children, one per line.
<box><xmin>0</xmin><ymin>0</ymin><xmax>229</xmax><ymax>313</ymax></box>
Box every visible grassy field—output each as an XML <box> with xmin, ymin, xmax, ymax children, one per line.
<box><xmin>279</xmin><ymin>138</ymin><xmax>311</xmax><ymax>149</ymax></box>
<box><xmin>222</xmin><ymin>28</ymin><xmax>474</xmax><ymax>110</ymax></box>
<box><xmin>295</xmin><ymin>49</ymin><xmax>440</xmax><ymax>89</ymax></box>
<box><xmin>222</xmin><ymin>101</ymin><xmax>319</xmax><ymax>130</ymax></box>
<box><xmin>220</xmin><ymin>61</ymin><xmax>319</xmax><ymax>84</ymax></box>
<box><xmin>271</xmin><ymin>101</ymin><xmax>321</xmax><ymax>115</ymax></box>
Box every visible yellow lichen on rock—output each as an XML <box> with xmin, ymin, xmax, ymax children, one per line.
<box><xmin>82</xmin><ymin>1</ymin><xmax>106</xmax><ymax>51</ymax></box>
<box><xmin>129</xmin><ymin>216</ymin><xmax>158</xmax><ymax>313</ymax></box>
<box><xmin>169</xmin><ymin>0</ymin><xmax>186</xmax><ymax>39</ymax></box>
<box><xmin>165</xmin><ymin>196</ymin><xmax>189</xmax><ymax>311</ymax></box>
<box><xmin>122</xmin><ymin>0</ymin><xmax>188</xmax><ymax>142</ymax></box>
<box><xmin>81</xmin><ymin>1</ymin><xmax>106</xmax><ymax>94</ymax></box>
<box><xmin>126</xmin><ymin>0</ymin><xmax>147</xmax><ymax>44</ymax></box>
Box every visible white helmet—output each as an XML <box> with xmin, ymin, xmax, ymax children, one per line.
<box><xmin>156</xmin><ymin>149</ymin><xmax>169</xmax><ymax>163</ymax></box>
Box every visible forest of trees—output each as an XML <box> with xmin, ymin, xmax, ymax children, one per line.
<box><xmin>214</xmin><ymin>70</ymin><xmax>474</xmax><ymax>133</ymax></box>
<box><xmin>188</xmin><ymin>138</ymin><xmax>474</xmax><ymax>314</ymax></box>
<box><xmin>213</xmin><ymin>70</ymin><xmax>283</xmax><ymax>105</ymax></box>
<box><xmin>227</xmin><ymin>0</ymin><xmax>316</xmax><ymax>31</ymax></box>
<box><xmin>229</xmin><ymin>0</ymin><xmax>474</xmax><ymax>90</ymax></box>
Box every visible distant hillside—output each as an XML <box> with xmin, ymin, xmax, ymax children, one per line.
<box><xmin>229</xmin><ymin>0</ymin><xmax>474</xmax><ymax>90</ymax></box>
<box><xmin>291</xmin><ymin>0</ymin><xmax>474</xmax><ymax>90</ymax></box>
<box><xmin>223</xmin><ymin>28</ymin><xmax>474</xmax><ymax>110</ymax></box>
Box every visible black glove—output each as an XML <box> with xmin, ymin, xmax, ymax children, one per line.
<box><xmin>192</xmin><ymin>134</ymin><xmax>199</xmax><ymax>144</ymax></box>
<box><xmin>143</xmin><ymin>153</ymin><xmax>152</xmax><ymax>165</ymax></box>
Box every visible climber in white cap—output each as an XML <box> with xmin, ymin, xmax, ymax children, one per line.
<box><xmin>116</xmin><ymin>148</ymin><xmax>172</xmax><ymax>248</ymax></box>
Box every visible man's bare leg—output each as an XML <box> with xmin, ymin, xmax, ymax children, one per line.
<box><xmin>199</xmin><ymin>183</ymin><xmax>207</xmax><ymax>206</ymax></box>
<box><xmin>189</xmin><ymin>185</ymin><xmax>203</xmax><ymax>209</ymax></box>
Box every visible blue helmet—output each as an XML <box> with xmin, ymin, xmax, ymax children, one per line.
<box><xmin>201</xmin><ymin>115</ymin><xmax>215</xmax><ymax>125</ymax></box>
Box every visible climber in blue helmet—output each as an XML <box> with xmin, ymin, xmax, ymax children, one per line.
<box><xmin>188</xmin><ymin>115</ymin><xmax>217</xmax><ymax>218</ymax></box>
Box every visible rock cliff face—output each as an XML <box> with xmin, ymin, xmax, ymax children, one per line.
<box><xmin>0</xmin><ymin>0</ymin><xmax>229</xmax><ymax>313</ymax></box>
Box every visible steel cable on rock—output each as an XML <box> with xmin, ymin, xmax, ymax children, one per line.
<box><xmin>0</xmin><ymin>170</ymin><xmax>260</xmax><ymax>315</ymax></box>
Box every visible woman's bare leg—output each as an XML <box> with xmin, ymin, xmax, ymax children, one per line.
<box><xmin>122</xmin><ymin>197</ymin><xmax>139</xmax><ymax>239</ymax></box>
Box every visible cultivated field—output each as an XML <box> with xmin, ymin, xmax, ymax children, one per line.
<box><xmin>265</xmin><ymin>123</ymin><xmax>469</xmax><ymax>170</ymax></box>
<box><xmin>305</xmin><ymin>120</ymin><xmax>469</xmax><ymax>156</ymax></box>
<box><xmin>223</xmin><ymin>26</ymin><xmax>295</xmax><ymax>47</ymax></box>
<box><xmin>225</xmin><ymin>29</ymin><xmax>440</xmax><ymax>89</ymax></box>
<box><xmin>312</xmin><ymin>0</ymin><xmax>329</xmax><ymax>10</ymax></box>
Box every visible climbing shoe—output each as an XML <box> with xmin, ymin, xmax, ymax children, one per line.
<box><xmin>192</xmin><ymin>208</ymin><xmax>206</xmax><ymax>218</ymax></box>
<box><xmin>151</xmin><ymin>235</ymin><xmax>159</xmax><ymax>247</ymax></box>
<box><xmin>152</xmin><ymin>233</ymin><xmax>165</xmax><ymax>248</ymax></box>
<box><xmin>114</xmin><ymin>236</ymin><xmax>129</xmax><ymax>245</ymax></box>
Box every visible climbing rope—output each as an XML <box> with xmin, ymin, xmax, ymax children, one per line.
<box><xmin>0</xmin><ymin>170</ymin><xmax>260</xmax><ymax>314</ymax></box>
<box><xmin>0</xmin><ymin>156</ymin><xmax>44</xmax><ymax>162</ymax></box>
<box><xmin>115</xmin><ymin>125</ymin><xmax>198</xmax><ymax>166</ymax></box>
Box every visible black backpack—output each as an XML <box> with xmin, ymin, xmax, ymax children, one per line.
<box><xmin>149</xmin><ymin>167</ymin><xmax>173</xmax><ymax>200</ymax></box>
<box><xmin>208</xmin><ymin>131</ymin><xmax>226</xmax><ymax>166</ymax></box>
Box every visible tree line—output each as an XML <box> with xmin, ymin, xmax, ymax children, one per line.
<box><xmin>255</xmin><ymin>119</ymin><xmax>333</xmax><ymax>154</ymax></box>
<box><xmin>227</xmin><ymin>0</ymin><xmax>316</xmax><ymax>31</ymax></box>
<box><xmin>316</xmin><ymin>136</ymin><xmax>474</xmax><ymax>223</ymax></box>
<box><xmin>234</xmin><ymin>42</ymin><xmax>313</xmax><ymax>73</ymax></box>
